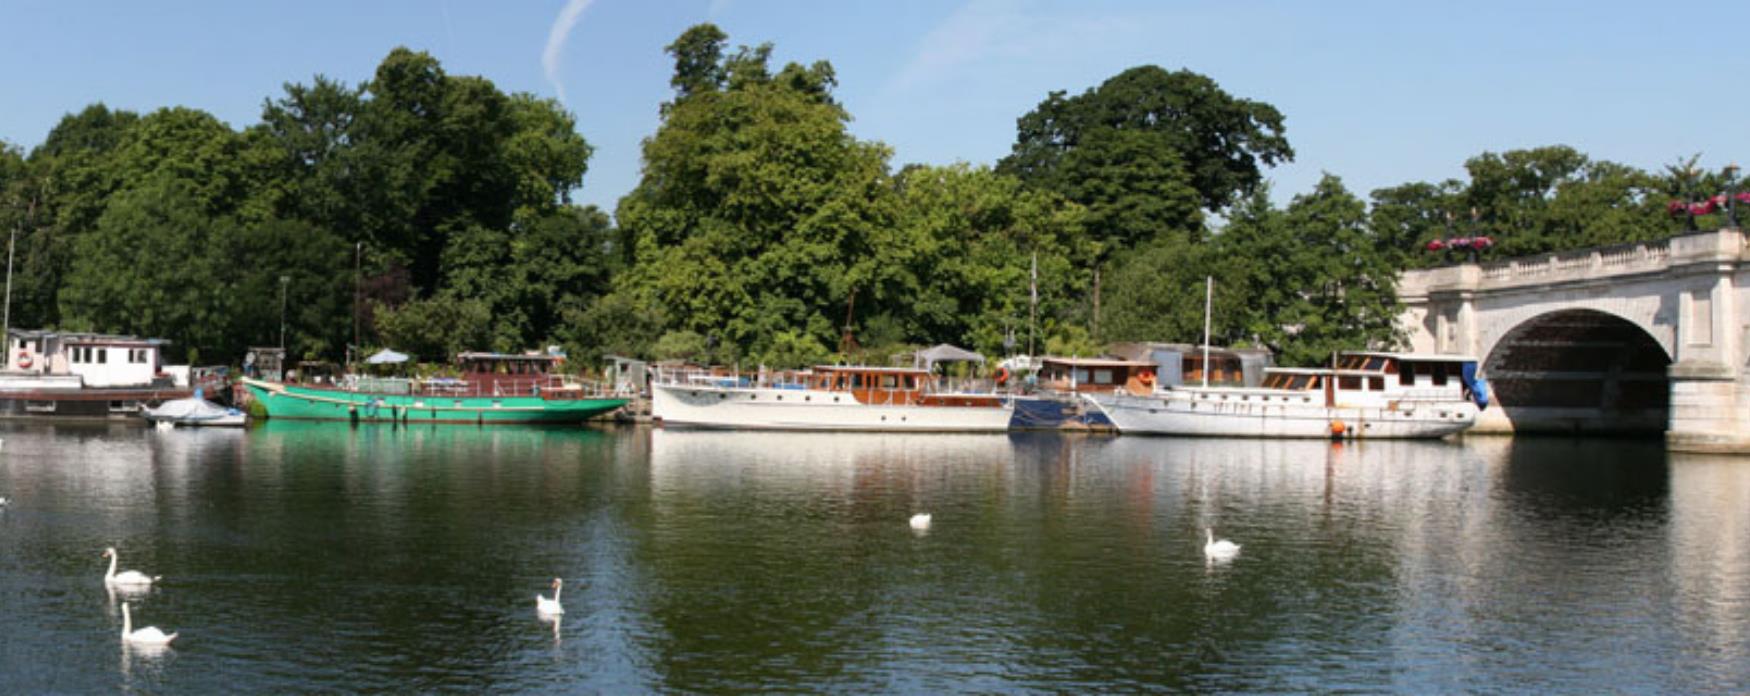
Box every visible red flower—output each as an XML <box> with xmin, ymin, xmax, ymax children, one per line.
<box><xmin>1425</xmin><ymin>239</ymin><xmax>1446</xmax><ymax>251</ymax></box>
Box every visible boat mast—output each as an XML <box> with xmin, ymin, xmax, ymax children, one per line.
<box><xmin>2</xmin><ymin>198</ymin><xmax>27</xmax><ymax>367</ymax></box>
<box><xmin>1028</xmin><ymin>252</ymin><xmax>1037</xmax><ymax>357</ymax></box>
<box><xmin>1201</xmin><ymin>276</ymin><xmax>1212</xmax><ymax>388</ymax></box>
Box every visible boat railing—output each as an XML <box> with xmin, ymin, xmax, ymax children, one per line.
<box><xmin>650</xmin><ymin>366</ymin><xmax>1015</xmax><ymax>396</ymax></box>
<box><xmin>322</xmin><ymin>373</ymin><xmax>615</xmax><ymax>400</ymax></box>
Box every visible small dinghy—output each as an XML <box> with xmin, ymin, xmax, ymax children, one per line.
<box><xmin>143</xmin><ymin>389</ymin><xmax>246</xmax><ymax>428</ymax></box>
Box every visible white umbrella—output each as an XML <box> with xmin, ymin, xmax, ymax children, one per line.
<box><xmin>365</xmin><ymin>348</ymin><xmax>410</xmax><ymax>365</ymax></box>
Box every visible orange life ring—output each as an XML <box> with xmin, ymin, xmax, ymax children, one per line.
<box><xmin>1138</xmin><ymin>370</ymin><xmax>1155</xmax><ymax>386</ymax></box>
<box><xmin>16</xmin><ymin>352</ymin><xmax>31</xmax><ymax>369</ymax></box>
<box><xmin>994</xmin><ymin>367</ymin><xmax>1011</xmax><ymax>386</ymax></box>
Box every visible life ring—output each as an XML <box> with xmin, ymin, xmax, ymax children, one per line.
<box><xmin>994</xmin><ymin>367</ymin><xmax>1011</xmax><ymax>386</ymax></box>
<box><xmin>1137</xmin><ymin>370</ymin><xmax>1155</xmax><ymax>386</ymax></box>
<box><xmin>16</xmin><ymin>352</ymin><xmax>31</xmax><ymax>369</ymax></box>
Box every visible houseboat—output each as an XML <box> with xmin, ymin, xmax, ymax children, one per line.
<box><xmin>1084</xmin><ymin>351</ymin><xmax>1488</xmax><ymax>439</ymax></box>
<box><xmin>240</xmin><ymin>351</ymin><xmax>627</xmax><ymax>424</ymax></box>
<box><xmin>0</xmin><ymin>329</ymin><xmax>199</xmax><ymax>420</ymax></box>
<box><xmin>650</xmin><ymin>364</ymin><xmax>1021</xmax><ymax>432</ymax></box>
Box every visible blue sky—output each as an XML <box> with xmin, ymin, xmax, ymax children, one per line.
<box><xmin>4</xmin><ymin>1</ymin><xmax>1747</xmax><ymax>215</ymax></box>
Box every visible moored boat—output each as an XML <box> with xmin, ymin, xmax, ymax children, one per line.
<box><xmin>144</xmin><ymin>391</ymin><xmax>247</xmax><ymax>427</ymax></box>
<box><xmin>651</xmin><ymin>364</ymin><xmax>1022</xmax><ymax>432</ymax></box>
<box><xmin>1</xmin><ymin>330</ymin><xmax>203</xmax><ymax>420</ymax></box>
<box><xmin>241</xmin><ymin>352</ymin><xmax>627</xmax><ymax>424</ymax></box>
<box><xmin>1084</xmin><ymin>352</ymin><xmax>1488</xmax><ymax>439</ymax></box>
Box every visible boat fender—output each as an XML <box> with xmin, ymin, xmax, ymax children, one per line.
<box><xmin>15</xmin><ymin>352</ymin><xmax>31</xmax><ymax>369</ymax></box>
<box><xmin>1329</xmin><ymin>420</ymin><xmax>1347</xmax><ymax>440</ymax></box>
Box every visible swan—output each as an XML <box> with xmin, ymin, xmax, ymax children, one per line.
<box><xmin>909</xmin><ymin>513</ymin><xmax>932</xmax><ymax>531</ymax></box>
<box><xmin>0</xmin><ymin>496</ymin><xmax>9</xmax><ymax>507</ymax></box>
<box><xmin>536</xmin><ymin>578</ymin><xmax>564</xmax><ymax>615</ymax></box>
<box><xmin>1204</xmin><ymin>528</ymin><xmax>1240</xmax><ymax>561</ymax></box>
<box><xmin>103</xmin><ymin>548</ymin><xmax>160</xmax><ymax>587</ymax></box>
<box><xmin>120</xmin><ymin>602</ymin><xmax>177</xmax><ymax>646</ymax></box>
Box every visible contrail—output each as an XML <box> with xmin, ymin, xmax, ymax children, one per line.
<box><xmin>543</xmin><ymin>0</ymin><xmax>596</xmax><ymax>104</ymax></box>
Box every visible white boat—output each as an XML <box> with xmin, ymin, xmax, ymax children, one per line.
<box><xmin>651</xmin><ymin>365</ymin><xmax>1020</xmax><ymax>432</ymax></box>
<box><xmin>1083</xmin><ymin>352</ymin><xmax>1488</xmax><ymax>439</ymax></box>
<box><xmin>143</xmin><ymin>392</ymin><xmax>247</xmax><ymax>427</ymax></box>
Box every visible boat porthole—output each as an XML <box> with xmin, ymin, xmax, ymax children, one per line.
<box><xmin>719</xmin><ymin>393</ymin><xmax>727</xmax><ymax>400</ymax></box>
<box><xmin>805</xmin><ymin>396</ymin><xmax>811</xmax><ymax>402</ymax></box>
<box><xmin>833</xmin><ymin>396</ymin><xmax>840</xmax><ymax>403</ymax></box>
<box><xmin>881</xmin><ymin>415</ymin><xmax>887</xmax><ymax>421</ymax></box>
<box><xmin>750</xmin><ymin>394</ymin><xmax>757</xmax><ymax>400</ymax></box>
<box><xmin>1148</xmin><ymin>409</ymin><xmax>1158</xmax><ymax>414</ymax></box>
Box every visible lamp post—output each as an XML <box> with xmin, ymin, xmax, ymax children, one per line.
<box><xmin>279</xmin><ymin>275</ymin><xmax>290</xmax><ymax>355</ymax></box>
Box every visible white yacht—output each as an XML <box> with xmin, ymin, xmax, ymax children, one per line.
<box><xmin>1083</xmin><ymin>352</ymin><xmax>1488</xmax><ymax>439</ymax></box>
<box><xmin>651</xmin><ymin>365</ymin><xmax>1020</xmax><ymax>432</ymax></box>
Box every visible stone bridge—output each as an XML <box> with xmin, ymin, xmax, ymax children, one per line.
<box><xmin>1398</xmin><ymin>228</ymin><xmax>1748</xmax><ymax>453</ymax></box>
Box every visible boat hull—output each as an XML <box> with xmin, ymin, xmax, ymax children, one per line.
<box><xmin>1085</xmin><ymin>392</ymin><xmax>1477</xmax><ymax>439</ymax></box>
<box><xmin>652</xmin><ymin>383</ymin><xmax>1016</xmax><ymax>432</ymax></box>
<box><xmin>242</xmin><ymin>378</ymin><xmax>626</xmax><ymax>425</ymax></box>
<box><xmin>0</xmin><ymin>388</ymin><xmax>193</xmax><ymax>421</ymax></box>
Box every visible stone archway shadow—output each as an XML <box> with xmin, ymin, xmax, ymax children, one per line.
<box><xmin>1480</xmin><ymin>309</ymin><xmax>1671</xmax><ymax>436</ymax></box>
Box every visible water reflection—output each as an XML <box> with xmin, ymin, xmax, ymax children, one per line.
<box><xmin>1</xmin><ymin>423</ymin><xmax>1746</xmax><ymax>692</ymax></box>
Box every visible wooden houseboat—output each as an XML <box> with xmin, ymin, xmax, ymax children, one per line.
<box><xmin>650</xmin><ymin>364</ymin><xmax>1020</xmax><ymax>432</ymax></box>
<box><xmin>241</xmin><ymin>351</ymin><xmax>627</xmax><ymax>424</ymax></box>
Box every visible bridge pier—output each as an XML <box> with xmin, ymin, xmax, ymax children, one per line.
<box><xmin>1668</xmin><ymin>362</ymin><xmax>1750</xmax><ymax>452</ymax></box>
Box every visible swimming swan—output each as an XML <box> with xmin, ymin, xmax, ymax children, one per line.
<box><xmin>103</xmin><ymin>548</ymin><xmax>160</xmax><ymax>586</ymax></box>
<box><xmin>121</xmin><ymin>602</ymin><xmax>177</xmax><ymax>646</ymax></box>
<box><xmin>1204</xmin><ymin>528</ymin><xmax>1240</xmax><ymax>560</ymax></box>
<box><xmin>536</xmin><ymin>578</ymin><xmax>564</xmax><ymax>615</ymax></box>
<box><xmin>909</xmin><ymin>513</ymin><xmax>932</xmax><ymax>531</ymax></box>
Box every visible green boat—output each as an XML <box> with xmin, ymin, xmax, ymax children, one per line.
<box><xmin>240</xmin><ymin>352</ymin><xmax>627</xmax><ymax>424</ymax></box>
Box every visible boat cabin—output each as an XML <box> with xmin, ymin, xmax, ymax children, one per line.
<box><xmin>1036</xmin><ymin>357</ymin><xmax>1159</xmax><ymax>394</ymax></box>
<box><xmin>1106</xmin><ymin>342</ymin><xmax>1273</xmax><ymax>388</ymax></box>
<box><xmin>1257</xmin><ymin>352</ymin><xmax>1482</xmax><ymax>404</ymax></box>
<box><xmin>6</xmin><ymin>329</ymin><xmax>174</xmax><ymax>387</ymax></box>
<box><xmin>805</xmin><ymin>365</ymin><xmax>1002</xmax><ymax>407</ymax></box>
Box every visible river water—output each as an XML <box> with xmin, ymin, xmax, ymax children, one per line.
<box><xmin>0</xmin><ymin>422</ymin><xmax>1746</xmax><ymax>693</ymax></box>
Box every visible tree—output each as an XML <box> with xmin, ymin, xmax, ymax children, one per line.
<box><xmin>1000</xmin><ymin>65</ymin><xmax>1292</xmax><ymax>214</ymax></box>
<box><xmin>371</xmin><ymin>293</ymin><xmax>494</xmax><ymax>362</ymax></box>
<box><xmin>614</xmin><ymin>24</ymin><xmax>894</xmax><ymax>361</ymax></box>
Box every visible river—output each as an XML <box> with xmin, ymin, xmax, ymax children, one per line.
<box><xmin>0</xmin><ymin>422</ymin><xmax>1745</xmax><ymax>692</ymax></box>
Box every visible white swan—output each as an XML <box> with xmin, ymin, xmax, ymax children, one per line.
<box><xmin>1204</xmin><ymin>528</ymin><xmax>1241</xmax><ymax>561</ymax></box>
<box><xmin>536</xmin><ymin>578</ymin><xmax>564</xmax><ymax>615</ymax></box>
<box><xmin>909</xmin><ymin>513</ymin><xmax>932</xmax><ymax>531</ymax></box>
<box><xmin>120</xmin><ymin>602</ymin><xmax>177</xmax><ymax>646</ymax></box>
<box><xmin>0</xmin><ymin>495</ymin><xmax>9</xmax><ymax>507</ymax></box>
<box><xmin>103</xmin><ymin>548</ymin><xmax>160</xmax><ymax>587</ymax></box>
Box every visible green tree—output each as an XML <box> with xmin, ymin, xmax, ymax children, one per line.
<box><xmin>614</xmin><ymin>23</ymin><xmax>894</xmax><ymax>360</ymax></box>
<box><xmin>371</xmin><ymin>293</ymin><xmax>494</xmax><ymax>361</ymax></box>
<box><xmin>1000</xmin><ymin>65</ymin><xmax>1292</xmax><ymax>214</ymax></box>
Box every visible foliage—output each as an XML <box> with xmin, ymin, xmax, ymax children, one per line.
<box><xmin>1000</xmin><ymin>65</ymin><xmax>1293</xmax><ymax>215</ymax></box>
<box><xmin>371</xmin><ymin>293</ymin><xmax>494</xmax><ymax>361</ymax></box>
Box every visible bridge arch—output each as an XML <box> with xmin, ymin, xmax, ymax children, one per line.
<box><xmin>1481</xmin><ymin>309</ymin><xmax>1671</xmax><ymax>435</ymax></box>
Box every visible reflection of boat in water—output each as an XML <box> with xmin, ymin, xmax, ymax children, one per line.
<box><xmin>241</xmin><ymin>352</ymin><xmax>626</xmax><ymax>425</ymax></box>
<box><xmin>1086</xmin><ymin>352</ymin><xmax>1488</xmax><ymax>439</ymax></box>
<box><xmin>651</xmin><ymin>365</ymin><xmax>1022</xmax><ymax>432</ymax></box>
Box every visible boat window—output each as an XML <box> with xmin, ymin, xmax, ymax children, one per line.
<box><xmin>1430</xmin><ymin>363</ymin><xmax>1448</xmax><ymax>386</ymax></box>
<box><xmin>881</xmin><ymin>375</ymin><xmax>898</xmax><ymax>389</ymax></box>
<box><xmin>903</xmin><ymin>375</ymin><xmax>916</xmax><ymax>390</ymax></box>
<box><xmin>1365</xmin><ymin>356</ymin><xmax>1388</xmax><ymax>371</ymax></box>
<box><xmin>850</xmin><ymin>373</ymin><xmax>863</xmax><ymax>389</ymax></box>
<box><xmin>1093</xmin><ymin>369</ymin><xmax>1114</xmax><ymax>384</ymax></box>
<box><xmin>1338</xmin><ymin>375</ymin><xmax>1361</xmax><ymax>390</ymax></box>
<box><xmin>1400</xmin><ymin>363</ymin><xmax>1416</xmax><ymax>386</ymax></box>
<box><xmin>1309</xmin><ymin>376</ymin><xmax>1323</xmax><ymax>389</ymax></box>
<box><xmin>99</xmin><ymin>348</ymin><xmax>108</xmax><ymax>364</ymax></box>
<box><xmin>1073</xmin><ymin>368</ymin><xmax>1090</xmax><ymax>384</ymax></box>
<box><xmin>1369</xmin><ymin>376</ymin><xmax>1385</xmax><ymax>391</ymax></box>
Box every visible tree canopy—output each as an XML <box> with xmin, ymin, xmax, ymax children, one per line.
<box><xmin>0</xmin><ymin>25</ymin><xmax>1725</xmax><ymax>370</ymax></box>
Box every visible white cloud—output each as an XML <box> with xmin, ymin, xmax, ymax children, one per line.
<box><xmin>543</xmin><ymin>0</ymin><xmax>597</xmax><ymax>104</ymax></box>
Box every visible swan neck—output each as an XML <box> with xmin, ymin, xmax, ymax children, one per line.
<box><xmin>106</xmin><ymin>552</ymin><xmax>117</xmax><ymax>580</ymax></box>
<box><xmin>554</xmin><ymin>582</ymin><xmax>562</xmax><ymax>603</ymax></box>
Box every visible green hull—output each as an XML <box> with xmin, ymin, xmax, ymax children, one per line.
<box><xmin>242</xmin><ymin>379</ymin><xmax>627</xmax><ymax>424</ymax></box>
